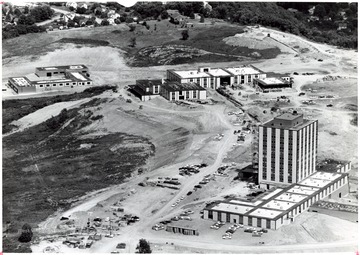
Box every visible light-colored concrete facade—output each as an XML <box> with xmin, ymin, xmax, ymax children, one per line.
<box><xmin>204</xmin><ymin>171</ymin><xmax>349</xmax><ymax>230</ymax></box>
<box><xmin>166</xmin><ymin>65</ymin><xmax>266</xmax><ymax>89</ymax></box>
<box><xmin>258</xmin><ymin>113</ymin><xmax>318</xmax><ymax>188</ymax></box>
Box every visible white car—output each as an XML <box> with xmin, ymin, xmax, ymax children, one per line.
<box><xmin>171</xmin><ymin>204</ymin><xmax>176</xmax><ymax>207</ymax></box>
<box><xmin>180</xmin><ymin>196</ymin><xmax>185</xmax><ymax>200</ymax></box>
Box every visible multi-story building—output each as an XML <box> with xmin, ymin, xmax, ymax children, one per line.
<box><xmin>258</xmin><ymin>113</ymin><xmax>318</xmax><ymax>189</ymax></box>
<box><xmin>166</xmin><ymin>65</ymin><xmax>266</xmax><ymax>89</ymax></box>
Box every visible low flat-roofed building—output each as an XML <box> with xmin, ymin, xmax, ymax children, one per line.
<box><xmin>8</xmin><ymin>77</ymin><xmax>36</xmax><ymax>94</ymax></box>
<box><xmin>7</xmin><ymin>65</ymin><xmax>93</xmax><ymax>94</ymax></box>
<box><xmin>161</xmin><ymin>81</ymin><xmax>206</xmax><ymax>101</ymax></box>
<box><xmin>203</xmin><ymin>170</ymin><xmax>349</xmax><ymax>230</ymax></box>
<box><xmin>35</xmin><ymin>65</ymin><xmax>88</xmax><ymax>77</ymax></box>
<box><xmin>253</xmin><ymin>77</ymin><xmax>292</xmax><ymax>92</ymax></box>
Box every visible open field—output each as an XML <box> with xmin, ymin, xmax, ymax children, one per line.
<box><xmin>2</xmin><ymin>22</ymin><xmax>358</xmax><ymax>253</ymax></box>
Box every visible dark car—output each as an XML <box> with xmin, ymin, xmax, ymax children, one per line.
<box><xmin>187</xmin><ymin>191</ymin><xmax>193</xmax><ymax>196</ymax></box>
<box><xmin>116</xmin><ymin>243</ymin><xmax>126</xmax><ymax>249</ymax></box>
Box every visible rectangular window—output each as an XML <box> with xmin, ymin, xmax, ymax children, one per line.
<box><xmin>266</xmin><ymin>220</ymin><xmax>270</xmax><ymax>228</ymax></box>
<box><xmin>248</xmin><ymin>217</ymin><xmax>252</xmax><ymax>226</ymax></box>
<box><xmin>53</xmin><ymin>84</ymin><xmax>57</xmax><ymax>87</ymax></box>
<box><xmin>87</xmin><ymin>82</ymin><xmax>90</xmax><ymax>85</ymax></box>
<box><xmin>196</xmin><ymin>78</ymin><xmax>200</xmax><ymax>84</ymax></box>
<box><xmin>66</xmin><ymin>83</ymin><xmax>69</xmax><ymax>85</ymax></box>
<box><xmin>248</xmin><ymin>75</ymin><xmax>251</xmax><ymax>83</ymax></box>
<box><xmin>241</xmin><ymin>75</ymin><xmax>244</xmax><ymax>84</ymax></box>
<box><xmin>239</xmin><ymin>215</ymin><xmax>243</xmax><ymax>224</ymax></box>
<box><xmin>72</xmin><ymin>83</ymin><xmax>76</xmax><ymax>85</ymax></box>
<box><xmin>226</xmin><ymin>213</ymin><xmax>230</xmax><ymax>222</ymax></box>
<box><xmin>193</xmin><ymin>91</ymin><xmax>196</xmax><ymax>98</ymax></box>
<box><xmin>257</xmin><ymin>218</ymin><xmax>261</xmax><ymax>227</ymax></box>
<box><xmin>186</xmin><ymin>91</ymin><xmax>190</xmax><ymax>99</ymax></box>
<box><xmin>190</xmin><ymin>79</ymin><xmax>194</xmax><ymax>82</ymax></box>
<box><xmin>46</xmin><ymin>84</ymin><xmax>50</xmax><ymax>87</ymax></box>
<box><xmin>39</xmin><ymin>85</ymin><xmax>43</xmax><ymax>88</ymax></box>
<box><xmin>217</xmin><ymin>212</ymin><xmax>221</xmax><ymax>221</ymax></box>
<box><xmin>208</xmin><ymin>210</ymin><xmax>213</xmax><ymax>219</ymax></box>
<box><xmin>204</xmin><ymin>79</ymin><xmax>208</xmax><ymax>85</ymax></box>
<box><xmin>54</xmin><ymin>72</ymin><xmax>58</xmax><ymax>74</ymax></box>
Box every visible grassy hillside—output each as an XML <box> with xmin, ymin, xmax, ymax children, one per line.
<box><xmin>2</xmin><ymin>99</ymin><xmax>154</xmax><ymax>252</ymax></box>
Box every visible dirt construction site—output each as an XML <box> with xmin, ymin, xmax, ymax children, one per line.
<box><xmin>2</xmin><ymin>24</ymin><xmax>358</xmax><ymax>253</ymax></box>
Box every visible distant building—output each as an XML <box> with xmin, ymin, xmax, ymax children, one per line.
<box><xmin>167</xmin><ymin>65</ymin><xmax>266</xmax><ymax>89</ymax></box>
<box><xmin>258</xmin><ymin>113</ymin><xmax>318</xmax><ymax>188</ymax></box>
<box><xmin>8</xmin><ymin>65</ymin><xmax>92</xmax><ymax>94</ymax></box>
<box><xmin>337</xmin><ymin>22</ymin><xmax>348</xmax><ymax>30</ymax></box>
<box><xmin>66</xmin><ymin>2</ymin><xmax>78</xmax><ymax>9</ymax></box>
<box><xmin>129</xmin><ymin>79</ymin><xmax>206</xmax><ymax>102</ymax></box>
<box><xmin>253</xmin><ymin>77</ymin><xmax>292</xmax><ymax>92</ymax></box>
<box><xmin>287</xmin><ymin>8</ymin><xmax>298</xmax><ymax>13</ymax></box>
<box><xmin>129</xmin><ymin>79</ymin><xmax>163</xmax><ymax>101</ymax></box>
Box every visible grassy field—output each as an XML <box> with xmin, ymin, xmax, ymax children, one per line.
<box><xmin>2</xmin><ymin>85</ymin><xmax>116</xmax><ymax>133</ymax></box>
<box><xmin>2</xmin><ymin>19</ymin><xmax>281</xmax><ymax>67</ymax></box>
<box><xmin>2</xmin><ymin>99</ymin><xmax>154</xmax><ymax>252</ymax></box>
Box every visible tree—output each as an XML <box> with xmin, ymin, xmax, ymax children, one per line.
<box><xmin>189</xmin><ymin>11</ymin><xmax>195</xmax><ymax>19</ymax></box>
<box><xmin>136</xmin><ymin>239</ymin><xmax>152</xmax><ymax>253</ymax></box>
<box><xmin>69</xmin><ymin>6</ymin><xmax>75</xmax><ymax>12</ymax></box>
<box><xmin>181</xmin><ymin>29</ymin><xmax>189</xmax><ymax>40</ymax></box>
<box><xmin>314</xmin><ymin>4</ymin><xmax>326</xmax><ymax>19</ymax></box>
<box><xmin>129</xmin><ymin>24</ymin><xmax>136</xmax><ymax>31</ymax></box>
<box><xmin>101</xmin><ymin>19</ymin><xmax>109</xmax><ymax>26</ymax></box>
<box><xmin>200</xmin><ymin>14</ymin><xmax>205</xmax><ymax>23</ymax></box>
<box><xmin>160</xmin><ymin>10</ymin><xmax>169</xmax><ymax>19</ymax></box>
<box><xmin>129</xmin><ymin>37</ymin><xmax>136</xmax><ymax>47</ymax></box>
<box><xmin>14</xmin><ymin>8</ymin><xmax>22</xmax><ymax>17</ymax></box>
<box><xmin>24</xmin><ymin>6</ymin><xmax>29</xmax><ymax>14</ymax></box>
<box><xmin>76</xmin><ymin>7</ymin><xmax>87</xmax><ymax>15</ymax></box>
<box><xmin>18</xmin><ymin>223</ymin><xmax>33</xmax><ymax>243</ymax></box>
<box><xmin>18</xmin><ymin>15</ymin><xmax>36</xmax><ymax>25</ymax></box>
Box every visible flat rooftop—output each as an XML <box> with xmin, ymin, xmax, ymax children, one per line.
<box><xmin>287</xmin><ymin>185</ymin><xmax>320</xmax><ymax>196</ymax></box>
<box><xmin>9</xmin><ymin>77</ymin><xmax>33</xmax><ymax>87</ymax></box>
<box><xmin>260</xmin><ymin>188</ymin><xmax>283</xmax><ymax>200</ymax></box>
<box><xmin>248</xmin><ymin>208</ymin><xmax>284</xmax><ymax>219</ymax></box>
<box><xmin>163</xmin><ymin>82</ymin><xmax>206</xmax><ymax>92</ymax></box>
<box><xmin>211</xmin><ymin>203</ymin><xmax>254</xmax><ymax>214</ymax></box>
<box><xmin>207</xmin><ymin>68</ymin><xmax>231</xmax><ymax>77</ymax></box>
<box><xmin>171</xmin><ymin>70</ymin><xmax>210</xmax><ymax>79</ymax></box>
<box><xmin>226</xmin><ymin>66</ymin><xmax>262</xmax><ymax>75</ymax></box>
<box><xmin>36</xmin><ymin>65</ymin><xmax>88</xmax><ymax>71</ymax></box>
<box><xmin>255</xmin><ymin>77</ymin><xmax>287</xmax><ymax>85</ymax></box>
<box><xmin>261</xmin><ymin>113</ymin><xmax>316</xmax><ymax>130</ymax></box>
<box><xmin>206</xmin><ymin>171</ymin><xmax>347</xmax><ymax>221</ymax></box>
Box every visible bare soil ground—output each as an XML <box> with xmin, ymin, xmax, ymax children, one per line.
<box><xmin>2</xmin><ymin>24</ymin><xmax>358</xmax><ymax>253</ymax></box>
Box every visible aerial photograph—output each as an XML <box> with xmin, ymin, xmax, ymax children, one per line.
<box><xmin>1</xmin><ymin>1</ymin><xmax>358</xmax><ymax>254</ymax></box>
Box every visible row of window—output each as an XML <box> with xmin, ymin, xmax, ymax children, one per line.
<box><xmin>207</xmin><ymin>211</ymin><xmax>271</xmax><ymax>228</ymax></box>
<box><xmin>38</xmin><ymin>81</ymin><xmax>91</xmax><ymax>88</ymax></box>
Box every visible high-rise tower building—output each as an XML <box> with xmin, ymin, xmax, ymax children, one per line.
<box><xmin>258</xmin><ymin>113</ymin><xmax>318</xmax><ymax>189</ymax></box>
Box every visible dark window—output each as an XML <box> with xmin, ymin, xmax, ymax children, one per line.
<box><xmin>208</xmin><ymin>210</ymin><xmax>213</xmax><ymax>219</ymax></box>
<box><xmin>226</xmin><ymin>213</ymin><xmax>230</xmax><ymax>222</ymax></box>
<box><xmin>266</xmin><ymin>220</ymin><xmax>271</xmax><ymax>229</ymax></box>
<box><xmin>257</xmin><ymin>218</ymin><xmax>261</xmax><ymax>227</ymax></box>
<box><xmin>239</xmin><ymin>215</ymin><xmax>243</xmax><ymax>224</ymax></box>
<box><xmin>248</xmin><ymin>217</ymin><xmax>252</xmax><ymax>226</ymax></box>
